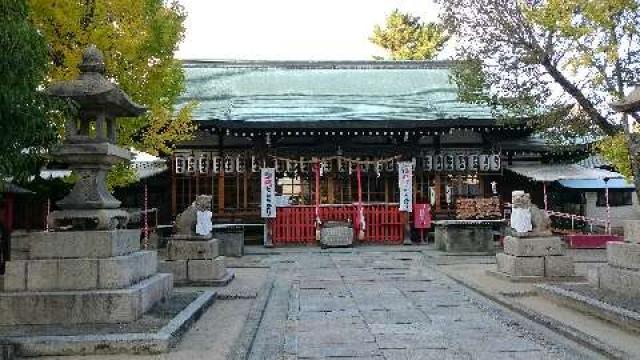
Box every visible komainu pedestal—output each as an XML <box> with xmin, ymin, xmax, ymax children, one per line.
<box><xmin>159</xmin><ymin>196</ymin><xmax>234</xmax><ymax>286</ymax></box>
<box><xmin>490</xmin><ymin>191</ymin><xmax>578</xmax><ymax>282</ymax></box>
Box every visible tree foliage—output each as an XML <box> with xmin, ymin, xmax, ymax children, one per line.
<box><xmin>438</xmin><ymin>0</ymin><xmax>640</xmax><ymax>131</ymax></box>
<box><xmin>438</xmin><ymin>0</ymin><xmax>640</xmax><ymax>175</ymax></box>
<box><xmin>0</xmin><ymin>0</ymin><xmax>58</xmax><ymax>183</ymax></box>
<box><xmin>370</xmin><ymin>9</ymin><xmax>449</xmax><ymax>60</ymax></box>
<box><xmin>28</xmin><ymin>0</ymin><xmax>196</xmax><ymax>157</ymax></box>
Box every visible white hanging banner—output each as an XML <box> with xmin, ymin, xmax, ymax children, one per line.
<box><xmin>398</xmin><ymin>161</ymin><xmax>413</xmax><ymax>212</ymax></box>
<box><xmin>261</xmin><ymin>168</ymin><xmax>277</xmax><ymax>218</ymax></box>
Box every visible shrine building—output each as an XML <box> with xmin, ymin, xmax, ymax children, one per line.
<box><xmin>171</xmin><ymin>60</ymin><xmax>575</xmax><ymax>246</ymax></box>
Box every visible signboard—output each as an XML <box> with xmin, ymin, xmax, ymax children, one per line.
<box><xmin>398</xmin><ymin>161</ymin><xmax>413</xmax><ymax>212</ymax></box>
<box><xmin>413</xmin><ymin>204</ymin><xmax>432</xmax><ymax>229</ymax></box>
<box><xmin>261</xmin><ymin>168</ymin><xmax>276</xmax><ymax>218</ymax></box>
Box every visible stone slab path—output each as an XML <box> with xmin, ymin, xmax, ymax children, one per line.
<box><xmin>248</xmin><ymin>251</ymin><xmax>595</xmax><ymax>360</ymax></box>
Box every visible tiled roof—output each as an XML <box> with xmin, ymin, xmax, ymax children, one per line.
<box><xmin>180</xmin><ymin>61</ymin><xmax>496</xmax><ymax>123</ymax></box>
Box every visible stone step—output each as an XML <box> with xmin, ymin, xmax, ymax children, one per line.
<box><xmin>592</xmin><ymin>264</ymin><xmax>640</xmax><ymax>298</ymax></box>
<box><xmin>0</xmin><ymin>273</ymin><xmax>172</xmax><ymax>326</ymax></box>
<box><xmin>4</xmin><ymin>251</ymin><xmax>157</xmax><ymax>292</ymax></box>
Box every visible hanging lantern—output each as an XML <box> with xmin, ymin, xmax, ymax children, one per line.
<box><xmin>423</xmin><ymin>155</ymin><xmax>433</xmax><ymax>171</ymax></box>
<box><xmin>445</xmin><ymin>154</ymin><xmax>455</xmax><ymax>171</ymax></box>
<box><xmin>434</xmin><ymin>154</ymin><xmax>444</xmax><ymax>171</ymax></box>
<box><xmin>224</xmin><ymin>156</ymin><xmax>234</xmax><ymax>173</ymax></box>
<box><xmin>479</xmin><ymin>155</ymin><xmax>490</xmax><ymax>171</ymax></box>
<box><xmin>468</xmin><ymin>154</ymin><xmax>479</xmax><ymax>171</ymax></box>
<box><xmin>212</xmin><ymin>156</ymin><xmax>221</xmax><ymax>173</ymax></box>
<box><xmin>490</xmin><ymin>154</ymin><xmax>501</xmax><ymax>171</ymax></box>
<box><xmin>376</xmin><ymin>161</ymin><xmax>383</xmax><ymax>178</ymax></box>
<box><xmin>251</xmin><ymin>156</ymin><xmax>260</xmax><ymax>172</ymax></box>
<box><xmin>198</xmin><ymin>153</ymin><xmax>209</xmax><ymax>174</ymax></box>
<box><xmin>491</xmin><ymin>181</ymin><xmax>498</xmax><ymax>195</ymax></box>
<box><xmin>386</xmin><ymin>158</ymin><xmax>395</xmax><ymax>172</ymax></box>
<box><xmin>236</xmin><ymin>155</ymin><xmax>246</xmax><ymax>173</ymax></box>
<box><xmin>455</xmin><ymin>154</ymin><xmax>466</xmax><ymax>172</ymax></box>
<box><xmin>175</xmin><ymin>155</ymin><xmax>185</xmax><ymax>174</ymax></box>
<box><xmin>445</xmin><ymin>185</ymin><xmax>453</xmax><ymax>205</ymax></box>
<box><xmin>186</xmin><ymin>155</ymin><xmax>196</xmax><ymax>174</ymax></box>
<box><xmin>429</xmin><ymin>186</ymin><xmax>436</xmax><ymax>206</ymax></box>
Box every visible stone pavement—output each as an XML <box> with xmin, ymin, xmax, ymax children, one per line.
<box><xmin>247</xmin><ymin>250</ymin><xmax>595</xmax><ymax>359</ymax></box>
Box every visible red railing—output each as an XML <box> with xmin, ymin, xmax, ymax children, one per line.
<box><xmin>272</xmin><ymin>204</ymin><xmax>404</xmax><ymax>246</ymax></box>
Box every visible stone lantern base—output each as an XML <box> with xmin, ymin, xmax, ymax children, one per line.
<box><xmin>0</xmin><ymin>230</ymin><xmax>172</xmax><ymax>325</ymax></box>
<box><xmin>588</xmin><ymin>221</ymin><xmax>640</xmax><ymax>296</ymax></box>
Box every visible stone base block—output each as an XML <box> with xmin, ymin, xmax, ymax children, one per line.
<box><xmin>159</xmin><ymin>257</ymin><xmax>233</xmax><ymax>286</ymax></box>
<box><xmin>596</xmin><ymin>265</ymin><xmax>640</xmax><ymax>297</ymax></box>
<box><xmin>4</xmin><ymin>251</ymin><xmax>157</xmax><ymax>291</ymax></box>
<box><xmin>6</xmin><ymin>291</ymin><xmax>216</xmax><ymax>357</ymax></box>
<box><xmin>434</xmin><ymin>223</ymin><xmax>495</xmax><ymax>253</ymax></box>
<box><xmin>544</xmin><ymin>255</ymin><xmax>575</xmax><ymax>277</ymax></box>
<box><xmin>29</xmin><ymin>230</ymin><xmax>140</xmax><ymax>259</ymax></box>
<box><xmin>623</xmin><ymin>220</ymin><xmax>640</xmax><ymax>244</ymax></box>
<box><xmin>0</xmin><ymin>273</ymin><xmax>172</xmax><ymax>326</ymax></box>
<box><xmin>503</xmin><ymin>236</ymin><xmax>563</xmax><ymax>257</ymax></box>
<box><xmin>188</xmin><ymin>258</ymin><xmax>226</xmax><ymax>281</ymax></box>
<box><xmin>167</xmin><ymin>239</ymin><xmax>219</xmax><ymax>260</ymax></box>
<box><xmin>213</xmin><ymin>229</ymin><xmax>245</xmax><ymax>257</ymax></box>
<box><xmin>607</xmin><ymin>242</ymin><xmax>640</xmax><ymax>270</ymax></box>
<box><xmin>496</xmin><ymin>253</ymin><xmax>544</xmax><ymax>277</ymax></box>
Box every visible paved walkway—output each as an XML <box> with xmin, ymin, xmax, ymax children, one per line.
<box><xmin>247</xmin><ymin>251</ymin><xmax>595</xmax><ymax>359</ymax></box>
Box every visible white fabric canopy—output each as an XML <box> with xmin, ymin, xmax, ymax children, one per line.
<box><xmin>40</xmin><ymin>149</ymin><xmax>167</xmax><ymax>180</ymax></box>
<box><xmin>506</xmin><ymin>164</ymin><xmax>623</xmax><ymax>182</ymax></box>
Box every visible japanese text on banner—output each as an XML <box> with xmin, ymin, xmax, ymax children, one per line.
<box><xmin>398</xmin><ymin>161</ymin><xmax>412</xmax><ymax>212</ymax></box>
<box><xmin>261</xmin><ymin>168</ymin><xmax>276</xmax><ymax>218</ymax></box>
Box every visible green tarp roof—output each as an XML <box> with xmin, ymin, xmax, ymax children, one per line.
<box><xmin>180</xmin><ymin>61</ymin><xmax>495</xmax><ymax>123</ymax></box>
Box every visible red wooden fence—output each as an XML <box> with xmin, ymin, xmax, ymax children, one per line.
<box><xmin>272</xmin><ymin>204</ymin><xmax>404</xmax><ymax>246</ymax></box>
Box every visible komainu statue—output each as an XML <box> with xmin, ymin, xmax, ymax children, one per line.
<box><xmin>510</xmin><ymin>191</ymin><xmax>551</xmax><ymax>235</ymax></box>
<box><xmin>175</xmin><ymin>195</ymin><xmax>213</xmax><ymax>237</ymax></box>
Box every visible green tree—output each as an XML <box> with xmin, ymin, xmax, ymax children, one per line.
<box><xmin>28</xmin><ymin>0</ymin><xmax>196</xmax><ymax>167</ymax></box>
<box><xmin>0</xmin><ymin>0</ymin><xmax>58</xmax><ymax>183</ymax></box>
<box><xmin>438</xmin><ymin>0</ymin><xmax>640</xmax><ymax>188</ymax></box>
<box><xmin>370</xmin><ymin>9</ymin><xmax>449</xmax><ymax>60</ymax></box>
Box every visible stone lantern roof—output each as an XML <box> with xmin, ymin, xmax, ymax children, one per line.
<box><xmin>46</xmin><ymin>45</ymin><xmax>146</xmax><ymax>118</ymax></box>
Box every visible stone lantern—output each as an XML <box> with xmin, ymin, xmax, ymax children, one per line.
<box><xmin>46</xmin><ymin>45</ymin><xmax>146</xmax><ymax>230</ymax></box>
<box><xmin>0</xmin><ymin>46</ymin><xmax>173</xmax><ymax>330</ymax></box>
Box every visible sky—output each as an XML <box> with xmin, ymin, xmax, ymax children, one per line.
<box><xmin>175</xmin><ymin>0</ymin><xmax>441</xmax><ymax>61</ymax></box>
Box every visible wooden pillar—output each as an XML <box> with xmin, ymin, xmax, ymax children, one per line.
<box><xmin>434</xmin><ymin>175</ymin><xmax>442</xmax><ymax>213</ymax></box>
<box><xmin>236</xmin><ymin>173</ymin><xmax>241</xmax><ymax>210</ymax></box>
<box><xmin>327</xmin><ymin>175</ymin><xmax>335</xmax><ymax>204</ymax></box>
<box><xmin>384</xmin><ymin>176</ymin><xmax>389</xmax><ymax>203</ymax></box>
<box><xmin>218</xmin><ymin>172</ymin><xmax>225</xmax><ymax>214</ymax></box>
<box><xmin>243</xmin><ymin>172</ymin><xmax>249</xmax><ymax>210</ymax></box>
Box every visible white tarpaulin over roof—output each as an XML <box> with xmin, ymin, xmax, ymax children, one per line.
<box><xmin>40</xmin><ymin>149</ymin><xmax>167</xmax><ymax>180</ymax></box>
<box><xmin>506</xmin><ymin>164</ymin><xmax>623</xmax><ymax>182</ymax></box>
